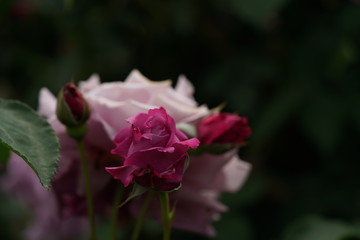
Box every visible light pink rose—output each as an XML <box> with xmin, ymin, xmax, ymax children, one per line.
<box><xmin>83</xmin><ymin>71</ymin><xmax>209</xmax><ymax>140</ymax></box>
<box><xmin>2</xmin><ymin>69</ymin><xmax>251</xmax><ymax>237</ymax></box>
<box><xmin>107</xmin><ymin>107</ymin><xmax>199</xmax><ymax>191</ymax></box>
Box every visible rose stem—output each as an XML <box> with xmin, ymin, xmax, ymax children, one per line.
<box><xmin>76</xmin><ymin>140</ymin><xmax>96</xmax><ymax>240</ymax></box>
<box><xmin>131</xmin><ymin>190</ymin><xmax>155</xmax><ymax>240</ymax></box>
<box><xmin>110</xmin><ymin>183</ymin><xmax>124</xmax><ymax>240</ymax></box>
<box><xmin>159</xmin><ymin>192</ymin><xmax>173</xmax><ymax>240</ymax></box>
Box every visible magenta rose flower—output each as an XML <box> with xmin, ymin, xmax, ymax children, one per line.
<box><xmin>198</xmin><ymin>113</ymin><xmax>252</xmax><ymax>145</ymax></box>
<box><xmin>106</xmin><ymin>107</ymin><xmax>200</xmax><ymax>191</ymax></box>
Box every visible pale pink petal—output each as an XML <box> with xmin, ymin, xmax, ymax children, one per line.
<box><xmin>171</xmin><ymin>198</ymin><xmax>223</xmax><ymax>236</ymax></box>
<box><xmin>129</xmin><ymin>187</ymin><xmax>226</xmax><ymax>237</ymax></box>
<box><xmin>86</xmin><ymin>82</ymin><xmax>154</xmax><ymax>103</ymax></box>
<box><xmin>38</xmin><ymin>88</ymin><xmax>56</xmax><ymax>118</ymax></box>
<box><xmin>175</xmin><ymin>74</ymin><xmax>195</xmax><ymax>98</ymax></box>
<box><xmin>125</xmin><ymin>69</ymin><xmax>172</xmax><ymax>87</ymax></box>
<box><xmin>171</xmin><ymin>188</ymin><xmax>228</xmax><ymax>236</ymax></box>
<box><xmin>183</xmin><ymin>150</ymin><xmax>237</xmax><ymax>189</ymax></box>
<box><xmin>79</xmin><ymin>73</ymin><xmax>101</xmax><ymax>92</ymax></box>
<box><xmin>87</xmin><ymin>98</ymin><xmax>154</xmax><ymax>139</ymax></box>
<box><xmin>212</xmin><ymin>155</ymin><xmax>251</xmax><ymax>192</ymax></box>
<box><xmin>152</xmin><ymin>90</ymin><xmax>209</xmax><ymax>123</ymax></box>
<box><xmin>85</xmin><ymin>116</ymin><xmax>115</xmax><ymax>150</ymax></box>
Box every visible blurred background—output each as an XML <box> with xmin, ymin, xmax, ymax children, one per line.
<box><xmin>1</xmin><ymin>0</ymin><xmax>360</xmax><ymax>239</ymax></box>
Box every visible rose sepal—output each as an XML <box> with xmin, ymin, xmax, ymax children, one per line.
<box><xmin>118</xmin><ymin>183</ymin><xmax>149</xmax><ymax>208</ymax></box>
<box><xmin>176</xmin><ymin>122</ymin><xmax>196</xmax><ymax>138</ymax></box>
<box><xmin>66</xmin><ymin>123</ymin><xmax>88</xmax><ymax>141</ymax></box>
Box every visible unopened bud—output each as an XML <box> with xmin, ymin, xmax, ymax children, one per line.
<box><xmin>56</xmin><ymin>83</ymin><xmax>90</xmax><ymax>140</ymax></box>
<box><xmin>198</xmin><ymin>113</ymin><xmax>251</xmax><ymax>146</ymax></box>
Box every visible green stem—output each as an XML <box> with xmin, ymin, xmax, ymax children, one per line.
<box><xmin>110</xmin><ymin>183</ymin><xmax>123</xmax><ymax>240</ymax></box>
<box><xmin>131</xmin><ymin>190</ymin><xmax>154</xmax><ymax>240</ymax></box>
<box><xmin>76</xmin><ymin>140</ymin><xmax>96</xmax><ymax>240</ymax></box>
<box><xmin>159</xmin><ymin>192</ymin><xmax>173</xmax><ymax>240</ymax></box>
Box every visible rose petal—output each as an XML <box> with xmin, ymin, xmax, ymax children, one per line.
<box><xmin>87</xmin><ymin>98</ymin><xmax>154</xmax><ymax>139</ymax></box>
<box><xmin>38</xmin><ymin>88</ymin><xmax>56</xmax><ymax>118</ymax></box>
<box><xmin>175</xmin><ymin>129</ymin><xmax>188</xmax><ymax>141</ymax></box>
<box><xmin>125</xmin><ymin>147</ymin><xmax>186</xmax><ymax>174</ymax></box>
<box><xmin>79</xmin><ymin>73</ymin><xmax>100</xmax><ymax>92</ymax></box>
<box><xmin>85</xmin><ymin>116</ymin><xmax>115</xmax><ymax>151</ymax></box>
<box><xmin>125</xmin><ymin>69</ymin><xmax>172</xmax><ymax>87</ymax></box>
<box><xmin>183</xmin><ymin>150</ymin><xmax>237</xmax><ymax>189</ymax></box>
<box><xmin>153</xmin><ymin>90</ymin><xmax>209</xmax><ymax>123</ymax></box>
<box><xmin>175</xmin><ymin>75</ymin><xmax>195</xmax><ymax>98</ymax></box>
<box><xmin>105</xmin><ymin>165</ymin><xmax>139</xmax><ymax>187</ymax></box>
<box><xmin>212</xmin><ymin>155</ymin><xmax>251</xmax><ymax>192</ymax></box>
<box><xmin>175</xmin><ymin>138</ymin><xmax>200</xmax><ymax>150</ymax></box>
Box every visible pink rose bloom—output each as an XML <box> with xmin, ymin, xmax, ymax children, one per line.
<box><xmin>2</xmin><ymin>69</ymin><xmax>251</xmax><ymax>237</ymax></box>
<box><xmin>106</xmin><ymin>107</ymin><xmax>199</xmax><ymax>191</ymax></box>
<box><xmin>198</xmin><ymin>113</ymin><xmax>252</xmax><ymax>145</ymax></box>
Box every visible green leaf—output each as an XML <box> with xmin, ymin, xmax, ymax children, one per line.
<box><xmin>282</xmin><ymin>216</ymin><xmax>360</xmax><ymax>240</ymax></box>
<box><xmin>183</xmin><ymin>155</ymin><xmax>190</xmax><ymax>173</ymax></box>
<box><xmin>0</xmin><ymin>99</ymin><xmax>59</xmax><ymax>189</ymax></box>
<box><xmin>228</xmin><ymin>0</ymin><xmax>288</xmax><ymax>27</ymax></box>
<box><xmin>300</xmin><ymin>93</ymin><xmax>345</xmax><ymax>153</ymax></box>
<box><xmin>252</xmin><ymin>80</ymin><xmax>315</xmax><ymax>146</ymax></box>
<box><xmin>215</xmin><ymin>215</ymin><xmax>253</xmax><ymax>240</ymax></box>
<box><xmin>118</xmin><ymin>183</ymin><xmax>149</xmax><ymax>208</ymax></box>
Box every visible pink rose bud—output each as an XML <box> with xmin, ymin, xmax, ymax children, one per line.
<box><xmin>198</xmin><ymin>113</ymin><xmax>251</xmax><ymax>145</ymax></box>
<box><xmin>106</xmin><ymin>107</ymin><xmax>200</xmax><ymax>192</ymax></box>
<box><xmin>56</xmin><ymin>83</ymin><xmax>90</xmax><ymax>128</ymax></box>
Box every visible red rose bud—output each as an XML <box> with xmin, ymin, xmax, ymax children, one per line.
<box><xmin>56</xmin><ymin>83</ymin><xmax>90</xmax><ymax>128</ymax></box>
<box><xmin>197</xmin><ymin>113</ymin><xmax>251</xmax><ymax>145</ymax></box>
